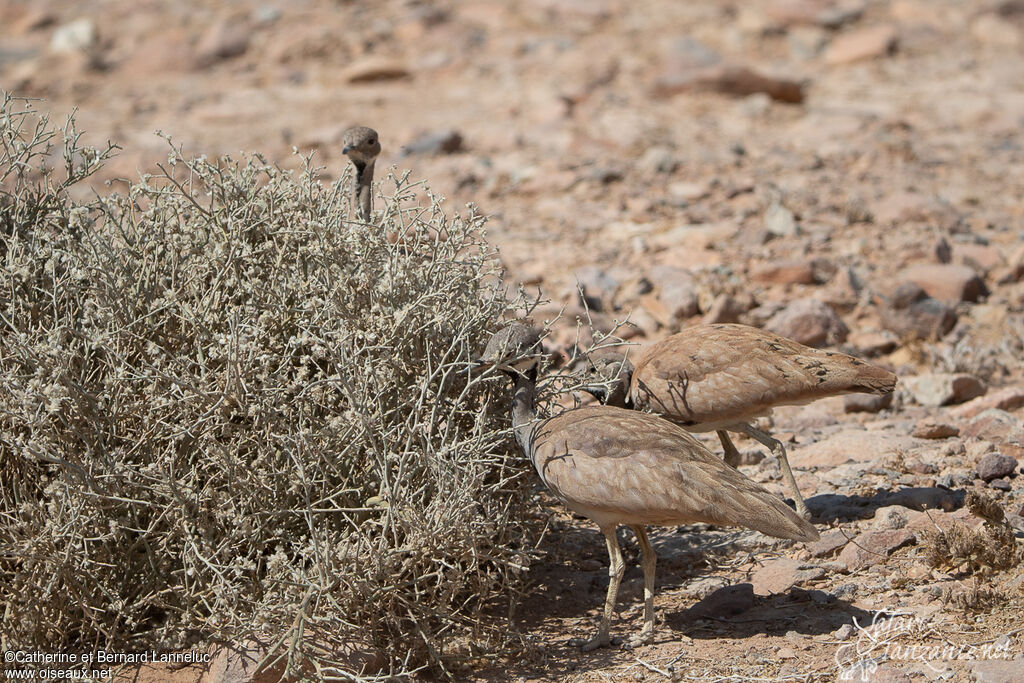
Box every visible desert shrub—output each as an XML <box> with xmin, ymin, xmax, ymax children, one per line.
<box><xmin>0</xmin><ymin>94</ymin><xmax>540</xmax><ymax>678</ymax></box>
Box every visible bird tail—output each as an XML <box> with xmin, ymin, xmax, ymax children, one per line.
<box><xmin>704</xmin><ymin>463</ymin><xmax>820</xmax><ymax>542</ymax></box>
<box><xmin>851</xmin><ymin>362</ymin><xmax>898</xmax><ymax>395</ymax></box>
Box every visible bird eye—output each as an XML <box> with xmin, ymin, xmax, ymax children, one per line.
<box><xmin>368</xmin><ymin>138</ymin><xmax>376</xmax><ymax>145</ymax></box>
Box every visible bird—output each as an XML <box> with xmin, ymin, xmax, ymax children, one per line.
<box><xmin>476</xmin><ymin>322</ymin><xmax>819</xmax><ymax>651</ymax></box>
<box><xmin>341</xmin><ymin>126</ymin><xmax>381</xmax><ymax>222</ymax></box>
<box><xmin>578</xmin><ymin>323</ymin><xmax>898</xmax><ymax>520</ymax></box>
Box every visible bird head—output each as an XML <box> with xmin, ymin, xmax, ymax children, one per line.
<box><xmin>474</xmin><ymin>322</ymin><xmax>544</xmax><ymax>380</ymax></box>
<box><xmin>341</xmin><ymin>126</ymin><xmax>381</xmax><ymax>166</ymax></box>
<box><xmin>576</xmin><ymin>348</ymin><xmax>634</xmax><ymax>407</ymax></box>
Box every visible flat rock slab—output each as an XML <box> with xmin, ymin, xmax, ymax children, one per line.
<box><xmin>806</xmin><ymin>529</ymin><xmax>850</xmax><ymax>558</ymax></box>
<box><xmin>791</xmin><ymin>430</ymin><xmax>923</xmax><ymax>468</ymax></box>
<box><xmin>751</xmin><ymin>557</ymin><xmax>825</xmax><ymax>595</ymax></box>
<box><xmin>837</xmin><ymin>529</ymin><xmax>916</xmax><ymax>571</ymax></box>
<box><xmin>951</xmin><ymin>386</ymin><xmax>1024</xmax><ymax>419</ymax></box>
<box><xmin>970</xmin><ymin>659</ymin><xmax>1024</xmax><ymax>683</ymax></box>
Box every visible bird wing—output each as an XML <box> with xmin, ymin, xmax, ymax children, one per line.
<box><xmin>530</xmin><ymin>406</ymin><xmax>818</xmax><ymax>542</ymax></box>
<box><xmin>629</xmin><ymin>324</ymin><xmax>895</xmax><ymax>428</ymax></box>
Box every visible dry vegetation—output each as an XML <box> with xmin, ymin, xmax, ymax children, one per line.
<box><xmin>0</xmin><ymin>94</ymin><xmax>543</xmax><ymax>678</ymax></box>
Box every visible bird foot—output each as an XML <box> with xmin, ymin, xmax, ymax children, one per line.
<box><xmin>621</xmin><ymin>630</ymin><xmax>654</xmax><ymax>650</ymax></box>
<box><xmin>571</xmin><ymin>633</ymin><xmax>621</xmax><ymax>651</ymax></box>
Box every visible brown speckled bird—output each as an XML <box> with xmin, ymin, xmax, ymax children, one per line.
<box><xmin>580</xmin><ymin>324</ymin><xmax>897</xmax><ymax>520</ymax></box>
<box><xmin>341</xmin><ymin>126</ymin><xmax>381</xmax><ymax>221</ymax></box>
<box><xmin>478</xmin><ymin>323</ymin><xmax>819</xmax><ymax>651</ymax></box>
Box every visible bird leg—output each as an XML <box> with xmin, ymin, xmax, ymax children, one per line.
<box><xmin>716</xmin><ymin>430</ymin><xmax>742</xmax><ymax>468</ymax></box>
<box><xmin>734</xmin><ymin>423</ymin><xmax>810</xmax><ymax>520</ymax></box>
<box><xmin>579</xmin><ymin>525</ymin><xmax>625</xmax><ymax>651</ymax></box>
<box><xmin>624</xmin><ymin>525</ymin><xmax>656</xmax><ymax>650</ymax></box>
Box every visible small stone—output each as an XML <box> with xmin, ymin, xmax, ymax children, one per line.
<box><xmin>651</xmin><ymin>265</ymin><xmax>699</xmax><ymax>321</ymax></box>
<box><xmin>899</xmin><ymin>263</ymin><xmax>989</xmax><ymax>303</ymax></box>
<box><xmin>824</xmin><ymin>24</ymin><xmax>898</xmax><ymax>65</ymax></box>
<box><xmin>834</xmin><ymin>623</ymin><xmax>855</xmax><ymax>641</ymax></box>
<box><xmin>903</xmin><ymin>458</ymin><xmax>938</xmax><ymax>474</ymax></box>
<box><xmin>971</xmin><ymin>13</ymin><xmax>1021</xmax><ymax>48</ymax></box>
<box><xmin>400</xmin><ymin>129</ymin><xmax>463</xmax><ymax>156</ymax></box>
<box><xmin>341</xmin><ymin>57</ymin><xmax>411</xmax><ymax>83</ymax></box>
<box><xmin>847</xmin><ymin>330</ymin><xmax>897</xmax><ymax>356</ymax></box>
<box><xmin>50</xmin><ymin>18</ymin><xmax>96</xmax><ymax>54</ymax></box>
<box><xmin>637</xmin><ymin>147</ymin><xmax>678</xmax><ymax>174</ymax></box>
<box><xmin>574</xmin><ymin>266</ymin><xmax>619</xmax><ymax>312</ymax></box>
<box><xmin>751</xmin><ymin>557</ymin><xmax>825</xmax><ymax>595</ymax></box>
<box><xmin>873</xmin><ymin>506</ymin><xmax>908</xmax><ymax>530</ymax></box>
<box><xmin>193</xmin><ymin>18</ymin><xmax>250</xmax><ymax>68</ymax></box>
<box><xmin>976</xmin><ymin>453</ymin><xmax>1018</xmax><ymax>481</ymax></box>
<box><xmin>751</xmin><ymin>260</ymin><xmax>816</xmax><ymax>285</ymax></box>
<box><xmin>837</xmin><ymin>529</ymin><xmax>915</xmax><ymax>571</ymax></box>
<box><xmin>777</xmin><ymin>647</ymin><xmax>798</xmax><ymax>659</ymax></box>
<box><xmin>764</xmin><ymin>202</ymin><xmax>799</xmax><ymax>237</ymax></box>
<box><xmin>668</xmin><ymin>181</ymin><xmax>710</xmax><ymax>201</ymax></box>
<box><xmin>955</xmin><ymin>243</ymin><xmax>1005</xmax><ymax>274</ymax></box>
<box><xmin>911</xmin><ymin>420</ymin><xmax>959</xmax><ymax>439</ymax></box>
<box><xmin>833</xmin><ymin>583</ymin><xmax>857</xmax><ymax>600</ymax></box>
<box><xmin>702</xmin><ymin>294</ymin><xmax>750</xmax><ymax>324</ymax></box>
<box><xmin>764</xmin><ymin>298</ymin><xmax>848</xmax><ymax>347</ymax></box>
<box><xmin>844</xmin><ymin>393</ymin><xmax>893</xmax><ymax>414</ymax></box>
<box><xmin>904</xmin><ymin>373</ymin><xmax>987</xmax><ymax>406</ymax></box>
<box><xmin>989</xmin><ymin>478</ymin><xmax>1012</xmax><ymax>491</ymax></box>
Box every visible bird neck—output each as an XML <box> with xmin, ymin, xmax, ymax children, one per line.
<box><xmin>511</xmin><ymin>366</ymin><xmax>538</xmax><ymax>455</ymax></box>
<box><xmin>352</xmin><ymin>159</ymin><xmax>375</xmax><ymax>221</ymax></box>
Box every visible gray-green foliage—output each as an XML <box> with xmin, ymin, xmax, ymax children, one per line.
<box><xmin>0</xmin><ymin>94</ymin><xmax>537</xmax><ymax>677</ymax></box>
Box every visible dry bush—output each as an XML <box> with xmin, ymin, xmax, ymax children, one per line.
<box><xmin>941</xmin><ymin>579</ymin><xmax>1000</xmax><ymax>613</ymax></box>
<box><xmin>921</xmin><ymin>492</ymin><xmax>1021</xmax><ymax>575</ymax></box>
<box><xmin>0</xmin><ymin>94</ymin><xmax>542</xmax><ymax>678</ymax></box>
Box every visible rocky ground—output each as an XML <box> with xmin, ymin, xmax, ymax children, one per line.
<box><xmin>3</xmin><ymin>0</ymin><xmax>1024</xmax><ymax>680</ymax></box>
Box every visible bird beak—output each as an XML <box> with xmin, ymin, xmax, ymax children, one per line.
<box><xmin>342</xmin><ymin>144</ymin><xmax>353</xmax><ymax>155</ymax></box>
<box><xmin>578</xmin><ymin>383</ymin><xmax>608</xmax><ymax>402</ymax></box>
<box><xmin>459</xmin><ymin>357</ymin><xmax>489</xmax><ymax>376</ymax></box>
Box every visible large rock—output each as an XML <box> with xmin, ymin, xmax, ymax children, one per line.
<box><xmin>962</xmin><ymin>409</ymin><xmax>1024</xmax><ymax>444</ymax></box>
<box><xmin>950</xmin><ymin>386</ymin><xmax>1024</xmax><ymax>419</ymax></box>
<box><xmin>878</xmin><ymin>283</ymin><xmax>957</xmax><ymax>340</ymax></box>
<box><xmin>904</xmin><ymin>373</ymin><xmax>986</xmax><ymax>406</ymax></box>
<box><xmin>975</xmin><ymin>452</ymin><xmax>1019</xmax><ymax>481</ymax></box>
<box><xmin>899</xmin><ymin>263</ymin><xmax>988</xmax><ymax>303</ymax></box>
<box><xmin>836</xmin><ymin>529</ymin><xmax>915</xmax><ymax>570</ymax></box>
<box><xmin>764</xmin><ymin>298</ymin><xmax>848</xmax><ymax>347</ymax></box>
